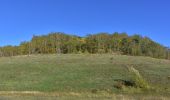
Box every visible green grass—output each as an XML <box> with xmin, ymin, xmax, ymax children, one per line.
<box><xmin>0</xmin><ymin>54</ymin><xmax>170</xmax><ymax>99</ymax></box>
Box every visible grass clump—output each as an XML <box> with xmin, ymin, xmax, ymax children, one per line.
<box><xmin>114</xmin><ymin>65</ymin><xmax>150</xmax><ymax>92</ymax></box>
<box><xmin>127</xmin><ymin>66</ymin><xmax>150</xmax><ymax>90</ymax></box>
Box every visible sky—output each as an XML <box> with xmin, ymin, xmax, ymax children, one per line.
<box><xmin>0</xmin><ymin>0</ymin><xmax>170</xmax><ymax>47</ymax></box>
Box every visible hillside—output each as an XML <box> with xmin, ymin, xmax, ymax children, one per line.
<box><xmin>0</xmin><ymin>54</ymin><xmax>170</xmax><ymax>99</ymax></box>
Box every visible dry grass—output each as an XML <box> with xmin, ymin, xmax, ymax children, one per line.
<box><xmin>0</xmin><ymin>91</ymin><xmax>169</xmax><ymax>100</ymax></box>
<box><xmin>127</xmin><ymin>66</ymin><xmax>150</xmax><ymax>89</ymax></box>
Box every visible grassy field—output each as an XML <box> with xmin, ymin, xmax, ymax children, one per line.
<box><xmin>0</xmin><ymin>54</ymin><xmax>170</xmax><ymax>99</ymax></box>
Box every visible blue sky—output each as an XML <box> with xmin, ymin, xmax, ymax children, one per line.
<box><xmin>0</xmin><ymin>0</ymin><xmax>170</xmax><ymax>47</ymax></box>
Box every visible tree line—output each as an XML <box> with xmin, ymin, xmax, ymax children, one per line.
<box><xmin>0</xmin><ymin>32</ymin><xmax>170</xmax><ymax>59</ymax></box>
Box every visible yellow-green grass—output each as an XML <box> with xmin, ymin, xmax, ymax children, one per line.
<box><xmin>0</xmin><ymin>54</ymin><xmax>170</xmax><ymax>99</ymax></box>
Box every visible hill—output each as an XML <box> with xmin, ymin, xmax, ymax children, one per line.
<box><xmin>0</xmin><ymin>54</ymin><xmax>169</xmax><ymax>99</ymax></box>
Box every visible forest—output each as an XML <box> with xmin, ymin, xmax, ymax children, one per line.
<box><xmin>0</xmin><ymin>32</ymin><xmax>170</xmax><ymax>59</ymax></box>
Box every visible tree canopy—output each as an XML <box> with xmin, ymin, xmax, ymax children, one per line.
<box><xmin>0</xmin><ymin>32</ymin><xmax>170</xmax><ymax>59</ymax></box>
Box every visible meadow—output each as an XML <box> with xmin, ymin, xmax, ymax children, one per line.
<box><xmin>0</xmin><ymin>54</ymin><xmax>169</xmax><ymax>99</ymax></box>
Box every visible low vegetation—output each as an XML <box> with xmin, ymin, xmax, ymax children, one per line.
<box><xmin>0</xmin><ymin>54</ymin><xmax>169</xmax><ymax>99</ymax></box>
<box><xmin>127</xmin><ymin>66</ymin><xmax>150</xmax><ymax>89</ymax></box>
<box><xmin>114</xmin><ymin>66</ymin><xmax>150</xmax><ymax>92</ymax></box>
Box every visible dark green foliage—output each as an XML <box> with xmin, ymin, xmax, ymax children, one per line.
<box><xmin>0</xmin><ymin>32</ymin><xmax>169</xmax><ymax>59</ymax></box>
